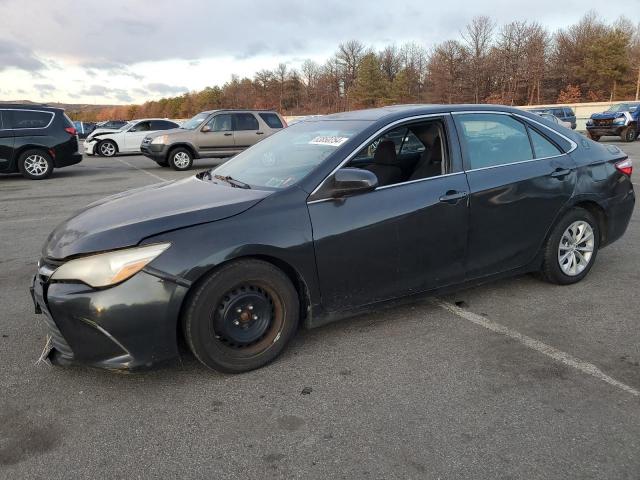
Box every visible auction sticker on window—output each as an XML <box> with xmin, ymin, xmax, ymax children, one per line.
<box><xmin>309</xmin><ymin>136</ymin><xmax>349</xmax><ymax>147</ymax></box>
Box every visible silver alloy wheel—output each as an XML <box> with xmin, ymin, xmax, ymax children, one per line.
<box><xmin>173</xmin><ymin>151</ymin><xmax>190</xmax><ymax>169</ymax></box>
<box><xmin>100</xmin><ymin>141</ymin><xmax>116</xmax><ymax>156</ymax></box>
<box><xmin>557</xmin><ymin>220</ymin><xmax>595</xmax><ymax>276</ymax></box>
<box><xmin>24</xmin><ymin>154</ymin><xmax>49</xmax><ymax>177</ymax></box>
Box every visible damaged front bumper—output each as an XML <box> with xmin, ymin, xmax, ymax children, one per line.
<box><xmin>31</xmin><ymin>262</ymin><xmax>189</xmax><ymax>372</ymax></box>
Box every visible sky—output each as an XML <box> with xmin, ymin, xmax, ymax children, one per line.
<box><xmin>0</xmin><ymin>0</ymin><xmax>623</xmax><ymax>105</ymax></box>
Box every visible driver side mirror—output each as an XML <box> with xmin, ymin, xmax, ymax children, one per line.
<box><xmin>330</xmin><ymin>168</ymin><xmax>378</xmax><ymax>197</ymax></box>
<box><xmin>201</xmin><ymin>125</ymin><xmax>212</xmax><ymax>133</ymax></box>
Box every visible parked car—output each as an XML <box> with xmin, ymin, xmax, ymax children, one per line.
<box><xmin>96</xmin><ymin>120</ymin><xmax>128</xmax><ymax>130</ymax></box>
<box><xmin>529</xmin><ymin>106</ymin><xmax>576</xmax><ymax>129</ymax></box>
<box><xmin>533</xmin><ymin>112</ymin><xmax>572</xmax><ymax>129</ymax></box>
<box><xmin>31</xmin><ymin>105</ymin><xmax>634</xmax><ymax>374</ymax></box>
<box><xmin>140</xmin><ymin>109</ymin><xmax>286</xmax><ymax>170</ymax></box>
<box><xmin>0</xmin><ymin>104</ymin><xmax>82</xmax><ymax>179</ymax></box>
<box><xmin>586</xmin><ymin>102</ymin><xmax>640</xmax><ymax>142</ymax></box>
<box><xmin>84</xmin><ymin>118</ymin><xmax>179</xmax><ymax>157</ymax></box>
<box><xmin>73</xmin><ymin>121</ymin><xmax>97</xmax><ymax>139</ymax></box>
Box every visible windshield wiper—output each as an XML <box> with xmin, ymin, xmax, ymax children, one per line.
<box><xmin>214</xmin><ymin>174</ymin><xmax>251</xmax><ymax>189</ymax></box>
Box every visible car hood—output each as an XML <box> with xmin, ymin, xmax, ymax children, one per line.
<box><xmin>43</xmin><ymin>176</ymin><xmax>271</xmax><ymax>259</ymax></box>
<box><xmin>591</xmin><ymin>112</ymin><xmax>625</xmax><ymax>120</ymax></box>
<box><xmin>144</xmin><ymin>127</ymin><xmax>187</xmax><ymax>139</ymax></box>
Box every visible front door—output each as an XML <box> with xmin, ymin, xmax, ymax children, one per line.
<box><xmin>124</xmin><ymin>121</ymin><xmax>152</xmax><ymax>151</ymax></box>
<box><xmin>308</xmin><ymin>116</ymin><xmax>469</xmax><ymax>312</ymax></box>
<box><xmin>0</xmin><ymin>110</ymin><xmax>14</xmax><ymax>172</ymax></box>
<box><xmin>453</xmin><ymin>112</ymin><xmax>576</xmax><ymax>279</ymax></box>
<box><xmin>198</xmin><ymin>113</ymin><xmax>235</xmax><ymax>156</ymax></box>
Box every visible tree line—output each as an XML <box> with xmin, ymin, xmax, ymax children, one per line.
<box><xmin>71</xmin><ymin>12</ymin><xmax>640</xmax><ymax>122</ymax></box>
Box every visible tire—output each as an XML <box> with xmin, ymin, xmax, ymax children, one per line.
<box><xmin>154</xmin><ymin>160</ymin><xmax>169</xmax><ymax>167</ymax></box>
<box><xmin>540</xmin><ymin>208</ymin><xmax>600</xmax><ymax>285</ymax></box>
<box><xmin>182</xmin><ymin>259</ymin><xmax>300</xmax><ymax>373</ymax></box>
<box><xmin>587</xmin><ymin>132</ymin><xmax>600</xmax><ymax>141</ymax></box>
<box><xmin>168</xmin><ymin>147</ymin><xmax>193</xmax><ymax>171</ymax></box>
<box><xmin>17</xmin><ymin>149</ymin><xmax>53</xmax><ymax>180</ymax></box>
<box><xmin>621</xmin><ymin>125</ymin><xmax>637</xmax><ymax>143</ymax></box>
<box><xmin>98</xmin><ymin>139</ymin><xmax>118</xmax><ymax>157</ymax></box>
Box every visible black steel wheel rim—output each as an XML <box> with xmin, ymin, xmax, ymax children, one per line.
<box><xmin>212</xmin><ymin>285</ymin><xmax>275</xmax><ymax>348</ymax></box>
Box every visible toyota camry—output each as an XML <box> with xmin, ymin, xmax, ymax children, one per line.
<box><xmin>31</xmin><ymin>105</ymin><xmax>635</xmax><ymax>373</ymax></box>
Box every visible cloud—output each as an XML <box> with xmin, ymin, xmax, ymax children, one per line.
<box><xmin>146</xmin><ymin>83</ymin><xmax>188</xmax><ymax>95</ymax></box>
<box><xmin>34</xmin><ymin>83</ymin><xmax>56</xmax><ymax>93</ymax></box>
<box><xmin>80</xmin><ymin>84</ymin><xmax>133</xmax><ymax>102</ymax></box>
<box><xmin>0</xmin><ymin>38</ymin><xmax>46</xmax><ymax>72</ymax></box>
<box><xmin>80</xmin><ymin>59</ymin><xmax>144</xmax><ymax>80</ymax></box>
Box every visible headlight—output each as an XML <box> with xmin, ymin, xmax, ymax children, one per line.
<box><xmin>51</xmin><ymin>243</ymin><xmax>170</xmax><ymax>288</ymax></box>
<box><xmin>586</xmin><ymin>119</ymin><xmax>593</xmax><ymax>125</ymax></box>
<box><xmin>151</xmin><ymin>135</ymin><xmax>168</xmax><ymax>145</ymax></box>
<box><xmin>613</xmin><ymin>117</ymin><xmax>625</xmax><ymax>125</ymax></box>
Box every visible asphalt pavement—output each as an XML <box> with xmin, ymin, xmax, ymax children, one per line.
<box><xmin>1</xmin><ymin>140</ymin><xmax>639</xmax><ymax>479</ymax></box>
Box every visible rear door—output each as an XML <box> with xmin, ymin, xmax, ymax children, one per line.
<box><xmin>198</xmin><ymin>113</ymin><xmax>235</xmax><ymax>156</ymax></box>
<box><xmin>0</xmin><ymin>110</ymin><xmax>15</xmax><ymax>172</ymax></box>
<box><xmin>453</xmin><ymin>112</ymin><xmax>576</xmax><ymax>279</ymax></box>
<box><xmin>232</xmin><ymin>113</ymin><xmax>263</xmax><ymax>149</ymax></box>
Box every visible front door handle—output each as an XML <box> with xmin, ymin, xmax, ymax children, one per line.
<box><xmin>223</xmin><ymin>132</ymin><xmax>233</xmax><ymax>137</ymax></box>
<box><xmin>550</xmin><ymin>168</ymin><xmax>571</xmax><ymax>179</ymax></box>
<box><xmin>439</xmin><ymin>190</ymin><xmax>469</xmax><ymax>204</ymax></box>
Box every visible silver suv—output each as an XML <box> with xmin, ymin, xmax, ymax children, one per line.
<box><xmin>140</xmin><ymin>109</ymin><xmax>286</xmax><ymax>170</ymax></box>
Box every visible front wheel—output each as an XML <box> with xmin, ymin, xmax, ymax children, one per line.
<box><xmin>168</xmin><ymin>148</ymin><xmax>193</xmax><ymax>171</ymax></box>
<box><xmin>621</xmin><ymin>125</ymin><xmax>637</xmax><ymax>142</ymax></box>
<box><xmin>98</xmin><ymin>140</ymin><xmax>118</xmax><ymax>157</ymax></box>
<box><xmin>183</xmin><ymin>260</ymin><xmax>300</xmax><ymax>373</ymax></box>
<box><xmin>540</xmin><ymin>208</ymin><xmax>599</xmax><ymax>285</ymax></box>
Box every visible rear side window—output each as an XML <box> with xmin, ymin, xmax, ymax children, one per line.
<box><xmin>529</xmin><ymin>129</ymin><xmax>562</xmax><ymax>158</ymax></box>
<box><xmin>455</xmin><ymin>113</ymin><xmax>533</xmax><ymax>170</ymax></box>
<box><xmin>11</xmin><ymin>110</ymin><xmax>54</xmax><ymax>129</ymax></box>
<box><xmin>0</xmin><ymin>110</ymin><xmax>4</xmax><ymax>129</ymax></box>
<box><xmin>151</xmin><ymin>120</ymin><xmax>178</xmax><ymax>130</ymax></box>
<box><xmin>259</xmin><ymin>113</ymin><xmax>284</xmax><ymax>129</ymax></box>
<box><xmin>234</xmin><ymin>113</ymin><xmax>259</xmax><ymax>131</ymax></box>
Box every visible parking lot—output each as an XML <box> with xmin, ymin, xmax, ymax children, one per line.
<box><xmin>1</xmin><ymin>140</ymin><xmax>639</xmax><ymax>478</ymax></box>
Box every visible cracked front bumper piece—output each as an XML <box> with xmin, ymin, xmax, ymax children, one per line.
<box><xmin>31</xmin><ymin>265</ymin><xmax>189</xmax><ymax>371</ymax></box>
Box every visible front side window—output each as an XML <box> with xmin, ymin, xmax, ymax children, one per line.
<box><xmin>347</xmin><ymin>119</ymin><xmax>448</xmax><ymax>186</ymax></box>
<box><xmin>130</xmin><ymin>121</ymin><xmax>151</xmax><ymax>132</ymax></box>
<box><xmin>455</xmin><ymin>113</ymin><xmax>533</xmax><ymax>170</ymax></box>
<box><xmin>210</xmin><ymin>120</ymin><xmax>370</xmax><ymax>189</ymax></box>
<box><xmin>10</xmin><ymin>110</ymin><xmax>54</xmax><ymax>129</ymax></box>
<box><xmin>234</xmin><ymin>113</ymin><xmax>259</xmax><ymax>131</ymax></box>
<box><xmin>207</xmin><ymin>114</ymin><xmax>232</xmax><ymax>132</ymax></box>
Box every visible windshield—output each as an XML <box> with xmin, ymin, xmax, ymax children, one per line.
<box><xmin>209</xmin><ymin>120</ymin><xmax>370</xmax><ymax>189</ymax></box>
<box><xmin>606</xmin><ymin>103</ymin><xmax>639</xmax><ymax>113</ymax></box>
<box><xmin>119</xmin><ymin>122</ymin><xmax>132</xmax><ymax>131</ymax></box>
<box><xmin>181</xmin><ymin>112</ymin><xmax>210</xmax><ymax>130</ymax></box>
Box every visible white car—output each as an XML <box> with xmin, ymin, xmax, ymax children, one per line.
<box><xmin>84</xmin><ymin>118</ymin><xmax>179</xmax><ymax>157</ymax></box>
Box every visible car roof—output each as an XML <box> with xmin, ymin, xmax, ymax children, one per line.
<box><xmin>197</xmin><ymin>109</ymin><xmax>280</xmax><ymax>115</ymax></box>
<box><xmin>0</xmin><ymin>103</ymin><xmax>62</xmax><ymax>112</ymax></box>
<box><xmin>316</xmin><ymin>104</ymin><xmax>533</xmax><ymax>122</ymax></box>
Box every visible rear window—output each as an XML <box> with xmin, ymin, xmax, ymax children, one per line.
<box><xmin>259</xmin><ymin>112</ymin><xmax>284</xmax><ymax>129</ymax></box>
<box><xmin>564</xmin><ymin>108</ymin><xmax>575</xmax><ymax>116</ymax></box>
<box><xmin>11</xmin><ymin>110</ymin><xmax>54</xmax><ymax>129</ymax></box>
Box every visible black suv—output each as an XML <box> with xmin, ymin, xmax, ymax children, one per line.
<box><xmin>0</xmin><ymin>104</ymin><xmax>82</xmax><ymax>179</ymax></box>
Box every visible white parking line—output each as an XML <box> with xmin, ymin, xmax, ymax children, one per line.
<box><xmin>434</xmin><ymin>299</ymin><xmax>640</xmax><ymax>397</ymax></box>
<box><xmin>116</xmin><ymin>157</ymin><xmax>168</xmax><ymax>182</ymax></box>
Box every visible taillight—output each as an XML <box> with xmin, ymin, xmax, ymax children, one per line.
<box><xmin>615</xmin><ymin>159</ymin><xmax>633</xmax><ymax>176</ymax></box>
<box><xmin>65</xmin><ymin>126</ymin><xmax>77</xmax><ymax>135</ymax></box>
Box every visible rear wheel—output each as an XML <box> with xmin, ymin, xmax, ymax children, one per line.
<box><xmin>540</xmin><ymin>208</ymin><xmax>599</xmax><ymax>285</ymax></box>
<box><xmin>182</xmin><ymin>260</ymin><xmax>299</xmax><ymax>373</ymax></box>
<box><xmin>98</xmin><ymin>139</ymin><xmax>118</xmax><ymax>157</ymax></box>
<box><xmin>18</xmin><ymin>149</ymin><xmax>53</xmax><ymax>180</ymax></box>
<box><xmin>168</xmin><ymin>147</ymin><xmax>193</xmax><ymax>171</ymax></box>
<box><xmin>621</xmin><ymin>125</ymin><xmax>637</xmax><ymax>142</ymax></box>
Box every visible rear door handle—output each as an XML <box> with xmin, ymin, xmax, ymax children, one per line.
<box><xmin>223</xmin><ymin>133</ymin><xmax>233</xmax><ymax>136</ymax></box>
<box><xmin>550</xmin><ymin>168</ymin><xmax>571</xmax><ymax>178</ymax></box>
<box><xmin>256</xmin><ymin>131</ymin><xmax>264</xmax><ymax>135</ymax></box>
<box><xmin>439</xmin><ymin>190</ymin><xmax>469</xmax><ymax>204</ymax></box>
